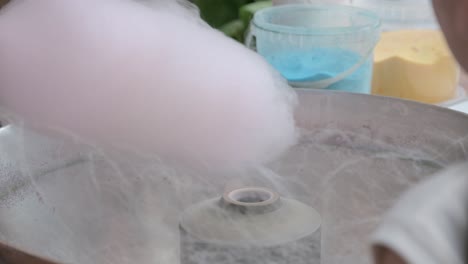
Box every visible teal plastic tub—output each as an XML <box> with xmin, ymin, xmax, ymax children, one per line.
<box><xmin>247</xmin><ymin>4</ymin><xmax>380</xmax><ymax>93</ymax></box>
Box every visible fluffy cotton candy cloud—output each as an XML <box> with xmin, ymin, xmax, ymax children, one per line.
<box><xmin>0</xmin><ymin>0</ymin><xmax>297</xmax><ymax>167</ymax></box>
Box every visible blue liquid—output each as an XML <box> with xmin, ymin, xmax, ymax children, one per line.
<box><xmin>264</xmin><ymin>48</ymin><xmax>372</xmax><ymax>94</ymax></box>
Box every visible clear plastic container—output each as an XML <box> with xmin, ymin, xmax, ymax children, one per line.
<box><xmin>352</xmin><ymin>0</ymin><xmax>437</xmax><ymax>31</ymax></box>
<box><xmin>352</xmin><ymin>0</ymin><xmax>464</xmax><ymax>105</ymax></box>
<box><xmin>246</xmin><ymin>4</ymin><xmax>380</xmax><ymax>94</ymax></box>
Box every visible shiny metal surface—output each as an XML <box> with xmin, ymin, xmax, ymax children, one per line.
<box><xmin>1</xmin><ymin>90</ymin><xmax>468</xmax><ymax>264</ymax></box>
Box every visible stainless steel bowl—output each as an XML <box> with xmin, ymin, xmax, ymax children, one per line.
<box><xmin>1</xmin><ymin>90</ymin><xmax>468</xmax><ymax>264</ymax></box>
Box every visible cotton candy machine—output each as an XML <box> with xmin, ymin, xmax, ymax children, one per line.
<box><xmin>1</xmin><ymin>90</ymin><xmax>468</xmax><ymax>264</ymax></box>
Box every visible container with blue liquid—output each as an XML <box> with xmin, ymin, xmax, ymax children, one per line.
<box><xmin>246</xmin><ymin>4</ymin><xmax>380</xmax><ymax>94</ymax></box>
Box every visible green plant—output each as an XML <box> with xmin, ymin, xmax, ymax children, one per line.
<box><xmin>194</xmin><ymin>0</ymin><xmax>252</xmax><ymax>28</ymax></box>
<box><xmin>194</xmin><ymin>0</ymin><xmax>272</xmax><ymax>42</ymax></box>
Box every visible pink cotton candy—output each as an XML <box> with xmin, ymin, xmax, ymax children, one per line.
<box><xmin>0</xmin><ymin>0</ymin><xmax>297</xmax><ymax>167</ymax></box>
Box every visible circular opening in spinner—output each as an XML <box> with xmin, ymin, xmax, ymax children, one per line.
<box><xmin>224</xmin><ymin>187</ymin><xmax>279</xmax><ymax>206</ymax></box>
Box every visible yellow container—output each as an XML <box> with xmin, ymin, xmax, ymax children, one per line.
<box><xmin>372</xmin><ymin>30</ymin><xmax>459</xmax><ymax>104</ymax></box>
<box><xmin>352</xmin><ymin>0</ymin><xmax>463</xmax><ymax>104</ymax></box>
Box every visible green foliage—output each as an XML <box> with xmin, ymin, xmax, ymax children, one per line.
<box><xmin>194</xmin><ymin>0</ymin><xmax>272</xmax><ymax>42</ymax></box>
<box><xmin>219</xmin><ymin>19</ymin><xmax>246</xmax><ymax>42</ymax></box>
<box><xmin>239</xmin><ymin>1</ymin><xmax>272</xmax><ymax>27</ymax></box>
<box><xmin>194</xmin><ymin>0</ymin><xmax>252</xmax><ymax>28</ymax></box>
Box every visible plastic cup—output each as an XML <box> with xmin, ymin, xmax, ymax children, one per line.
<box><xmin>246</xmin><ymin>4</ymin><xmax>381</xmax><ymax>93</ymax></box>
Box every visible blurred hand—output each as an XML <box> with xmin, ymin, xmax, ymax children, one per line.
<box><xmin>0</xmin><ymin>0</ymin><xmax>9</xmax><ymax>8</ymax></box>
<box><xmin>374</xmin><ymin>246</ymin><xmax>407</xmax><ymax>264</ymax></box>
<box><xmin>433</xmin><ymin>0</ymin><xmax>468</xmax><ymax>71</ymax></box>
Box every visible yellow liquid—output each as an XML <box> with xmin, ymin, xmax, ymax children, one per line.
<box><xmin>372</xmin><ymin>30</ymin><xmax>459</xmax><ymax>104</ymax></box>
